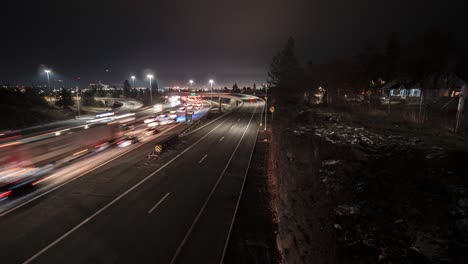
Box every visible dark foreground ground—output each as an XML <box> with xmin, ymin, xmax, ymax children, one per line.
<box><xmin>270</xmin><ymin>105</ymin><xmax>468</xmax><ymax>264</ymax></box>
<box><xmin>224</xmin><ymin>129</ymin><xmax>280</xmax><ymax>264</ymax></box>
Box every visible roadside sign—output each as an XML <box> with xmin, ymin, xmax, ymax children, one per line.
<box><xmin>154</xmin><ymin>144</ymin><xmax>163</xmax><ymax>153</ymax></box>
<box><xmin>269</xmin><ymin>106</ymin><xmax>275</xmax><ymax>113</ymax></box>
<box><xmin>185</xmin><ymin>111</ymin><xmax>193</xmax><ymax>124</ymax></box>
<box><xmin>190</xmin><ymin>92</ymin><xmax>196</xmax><ymax>96</ymax></box>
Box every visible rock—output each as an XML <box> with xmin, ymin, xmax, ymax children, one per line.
<box><xmin>322</xmin><ymin>160</ymin><xmax>340</xmax><ymax>166</ymax></box>
<box><xmin>335</xmin><ymin>205</ymin><xmax>360</xmax><ymax>216</ymax></box>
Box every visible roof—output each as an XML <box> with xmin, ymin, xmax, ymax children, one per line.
<box><xmin>380</xmin><ymin>73</ymin><xmax>466</xmax><ymax>91</ymax></box>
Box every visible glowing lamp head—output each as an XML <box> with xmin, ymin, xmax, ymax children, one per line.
<box><xmin>209</xmin><ymin>79</ymin><xmax>214</xmax><ymax>85</ymax></box>
<box><xmin>45</xmin><ymin>70</ymin><xmax>51</xmax><ymax>74</ymax></box>
<box><xmin>147</xmin><ymin>74</ymin><xmax>153</xmax><ymax>79</ymax></box>
<box><xmin>189</xmin><ymin>80</ymin><xmax>194</xmax><ymax>85</ymax></box>
<box><xmin>131</xmin><ymin>76</ymin><xmax>136</xmax><ymax>80</ymax></box>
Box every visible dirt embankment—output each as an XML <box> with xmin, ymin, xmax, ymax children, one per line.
<box><xmin>271</xmin><ymin>106</ymin><xmax>468</xmax><ymax>264</ymax></box>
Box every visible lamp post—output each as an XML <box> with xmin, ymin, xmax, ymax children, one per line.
<box><xmin>189</xmin><ymin>79</ymin><xmax>194</xmax><ymax>91</ymax></box>
<box><xmin>264</xmin><ymin>85</ymin><xmax>268</xmax><ymax>130</ymax></box>
<box><xmin>209</xmin><ymin>79</ymin><xmax>214</xmax><ymax>102</ymax></box>
<box><xmin>44</xmin><ymin>70</ymin><xmax>51</xmax><ymax>93</ymax></box>
<box><xmin>147</xmin><ymin>74</ymin><xmax>153</xmax><ymax>105</ymax></box>
<box><xmin>130</xmin><ymin>75</ymin><xmax>136</xmax><ymax>97</ymax></box>
<box><xmin>76</xmin><ymin>87</ymin><xmax>81</xmax><ymax>117</ymax></box>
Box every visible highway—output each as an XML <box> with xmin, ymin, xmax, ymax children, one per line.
<box><xmin>0</xmin><ymin>98</ymin><xmax>144</xmax><ymax>143</ymax></box>
<box><xmin>0</xmin><ymin>97</ymin><xmax>263</xmax><ymax>264</ymax></box>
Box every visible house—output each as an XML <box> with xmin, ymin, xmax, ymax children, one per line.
<box><xmin>371</xmin><ymin>73</ymin><xmax>466</xmax><ymax>106</ymax></box>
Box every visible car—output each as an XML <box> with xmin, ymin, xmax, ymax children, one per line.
<box><xmin>144</xmin><ymin>118</ymin><xmax>156</xmax><ymax>124</ymax></box>
<box><xmin>117</xmin><ymin>136</ymin><xmax>140</xmax><ymax>147</ymax></box>
<box><xmin>147</xmin><ymin>121</ymin><xmax>160</xmax><ymax>128</ymax></box>
<box><xmin>177</xmin><ymin>107</ymin><xmax>186</xmax><ymax>113</ymax></box>
<box><xmin>168</xmin><ymin>111</ymin><xmax>177</xmax><ymax>119</ymax></box>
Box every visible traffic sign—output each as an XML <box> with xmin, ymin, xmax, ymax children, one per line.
<box><xmin>269</xmin><ymin>106</ymin><xmax>275</xmax><ymax>113</ymax></box>
<box><xmin>185</xmin><ymin>111</ymin><xmax>193</xmax><ymax>124</ymax></box>
<box><xmin>154</xmin><ymin>144</ymin><xmax>163</xmax><ymax>153</ymax></box>
<box><xmin>190</xmin><ymin>92</ymin><xmax>196</xmax><ymax>96</ymax></box>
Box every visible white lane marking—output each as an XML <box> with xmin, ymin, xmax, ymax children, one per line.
<box><xmin>198</xmin><ymin>154</ymin><xmax>208</xmax><ymax>164</ymax></box>
<box><xmin>220</xmin><ymin>104</ymin><xmax>262</xmax><ymax>263</ymax></box>
<box><xmin>148</xmin><ymin>192</ymin><xmax>170</xmax><ymax>214</ymax></box>
<box><xmin>169</xmin><ymin>102</ymin><xmax>259</xmax><ymax>264</ymax></box>
<box><xmin>0</xmin><ymin>124</ymin><xmax>181</xmax><ymax>218</ymax></box>
<box><xmin>219</xmin><ymin>136</ymin><xmax>225</xmax><ymax>142</ymax></box>
<box><xmin>22</xmin><ymin>109</ymin><xmax>232</xmax><ymax>264</ymax></box>
<box><xmin>180</xmin><ymin>101</ymin><xmax>237</xmax><ymax>138</ymax></box>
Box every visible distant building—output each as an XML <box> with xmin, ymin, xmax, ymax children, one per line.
<box><xmin>370</xmin><ymin>73</ymin><xmax>467</xmax><ymax>106</ymax></box>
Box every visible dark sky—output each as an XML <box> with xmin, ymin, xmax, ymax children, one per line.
<box><xmin>0</xmin><ymin>0</ymin><xmax>465</xmax><ymax>87</ymax></box>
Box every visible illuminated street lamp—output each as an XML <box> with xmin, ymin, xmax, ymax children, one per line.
<box><xmin>209</xmin><ymin>79</ymin><xmax>214</xmax><ymax>101</ymax></box>
<box><xmin>44</xmin><ymin>70</ymin><xmax>51</xmax><ymax>92</ymax></box>
<box><xmin>76</xmin><ymin>87</ymin><xmax>81</xmax><ymax>117</ymax></box>
<box><xmin>189</xmin><ymin>79</ymin><xmax>194</xmax><ymax>90</ymax></box>
<box><xmin>147</xmin><ymin>74</ymin><xmax>154</xmax><ymax>105</ymax></box>
<box><xmin>130</xmin><ymin>75</ymin><xmax>136</xmax><ymax>97</ymax></box>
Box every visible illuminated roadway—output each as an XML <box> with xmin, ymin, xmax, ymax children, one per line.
<box><xmin>0</xmin><ymin>98</ymin><xmax>145</xmax><ymax>142</ymax></box>
<box><xmin>0</xmin><ymin>97</ymin><xmax>263</xmax><ymax>264</ymax></box>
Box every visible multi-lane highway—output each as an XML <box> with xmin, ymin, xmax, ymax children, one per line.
<box><xmin>0</xmin><ymin>96</ymin><xmax>263</xmax><ymax>264</ymax></box>
<box><xmin>0</xmin><ymin>98</ymin><xmax>144</xmax><ymax>143</ymax></box>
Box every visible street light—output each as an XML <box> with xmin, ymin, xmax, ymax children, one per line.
<box><xmin>147</xmin><ymin>74</ymin><xmax>154</xmax><ymax>105</ymax></box>
<box><xmin>209</xmin><ymin>79</ymin><xmax>214</xmax><ymax>101</ymax></box>
<box><xmin>264</xmin><ymin>85</ymin><xmax>268</xmax><ymax>130</ymax></box>
<box><xmin>76</xmin><ymin>87</ymin><xmax>81</xmax><ymax>117</ymax></box>
<box><xmin>130</xmin><ymin>76</ymin><xmax>136</xmax><ymax>97</ymax></box>
<box><xmin>44</xmin><ymin>70</ymin><xmax>51</xmax><ymax>92</ymax></box>
<box><xmin>189</xmin><ymin>79</ymin><xmax>194</xmax><ymax>90</ymax></box>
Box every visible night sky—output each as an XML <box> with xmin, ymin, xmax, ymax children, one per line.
<box><xmin>0</xmin><ymin>0</ymin><xmax>465</xmax><ymax>87</ymax></box>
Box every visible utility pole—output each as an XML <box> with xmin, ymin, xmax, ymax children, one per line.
<box><xmin>264</xmin><ymin>85</ymin><xmax>268</xmax><ymax>130</ymax></box>
<box><xmin>455</xmin><ymin>85</ymin><xmax>467</xmax><ymax>133</ymax></box>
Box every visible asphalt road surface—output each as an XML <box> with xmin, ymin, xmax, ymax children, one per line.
<box><xmin>0</xmin><ymin>99</ymin><xmax>263</xmax><ymax>264</ymax></box>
